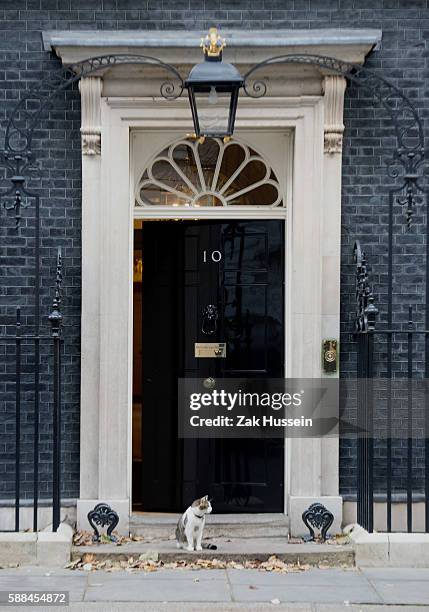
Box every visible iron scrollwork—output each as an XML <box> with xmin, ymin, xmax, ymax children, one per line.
<box><xmin>302</xmin><ymin>502</ymin><xmax>334</xmax><ymax>542</ymax></box>
<box><xmin>1</xmin><ymin>54</ymin><xmax>184</xmax><ymax>233</ymax></box>
<box><xmin>353</xmin><ymin>240</ymin><xmax>378</xmax><ymax>334</ymax></box>
<box><xmin>4</xmin><ymin>54</ymin><xmax>184</xmax><ymax>158</ymax></box>
<box><xmin>2</xmin><ymin>52</ymin><xmax>427</xmax><ymax>233</ymax></box>
<box><xmin>87</xmin><ymin>503</ymin><xmax>119</xmax><ymax>542</ymax></box>
<box><xmin>1</xmin><ymin>152</ymin><xmax>38</xmax><ymax>230</ymax></box>
<box><xmin>243</xmin><ymin>54</ymin><xmax>427</xmax><ymax>227</ymax></box>
<box><xmin>48</xmin><ymin>248</ymin><xmax>63</xmax><ymax>338</ymax></box>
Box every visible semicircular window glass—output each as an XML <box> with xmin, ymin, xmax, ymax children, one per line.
<box><xmin>135</xmin><ymin>137</ymin><xmax>283</xmax><ymax>208</ymax></box>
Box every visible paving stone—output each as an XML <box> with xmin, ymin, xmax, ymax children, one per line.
<box><xmin>315</xmin><ymin>606</ymin><xmax>425</xmax><ymax>612</ymax></box>
<box><xmin>18</xmin><ymin>604</ymin><xmax>313</xmax><ymax>611</ymax></box>
<box><xmin>87</xmin><ymin>568</ymin><xmax>228</xmax><ymax>583</ymax></box>
<box><xmin>227</xmin><ymin>567</ymin><xmax>364</xmax><ymax>587</ymax></box>
<box><xmin>230</xmin><ymin>583</ymin><xmax>382</xmax><ymax>604</ymax></box>
<box><xmin>371</xmin><ymin>579</ymin><xmax>429</xmax><ymax>605</ymax></box>
<box><xmin>362</xmin><ymin>567</ymin><xmax>429</xmax><ymax>581</ymax></box>
<box><xmin>84</xmin><ymin>574</ymin><xmax>232</xmax><ymax>602</ymax></box>
<box><xmin>0</xmin><ymin>567</ymin><xmax>86</xmax><ymax>577</ymax></box>
<box><xmin>0</xmin><ymin>575</ymin><xmax>86</xmax><ymax>602</ymax></box>
<box><xmin>4</xmin><ymin>565</ymin><xmax>429</xmax><ymax>607</ymax></box>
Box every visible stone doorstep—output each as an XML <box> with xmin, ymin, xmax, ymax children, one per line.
<box><xmin>130</xmin><ymin>513</ymin><xmax>289</xmax><ymax>539</ymax></box>
<box><xmin>348</xmin><ymin>524</ymin><xmax>429</xmax><ymax>568</ymax></box>
<box><xmin>71</xmin><ymin>538</ymin><xmax>355</xmax><ymax>567</ymax></box>
<box><xmin>0</xmin><ymin>523</ymin><xmax>73</xmax><ymax>567</ymax></box>
<box><xmin>130</xmin><ymin>524</ymin><xmax>289</xmax><ymax>540</ymax></box>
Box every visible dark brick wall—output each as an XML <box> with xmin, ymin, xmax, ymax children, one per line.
<box><xmin>0</xmin><ymin>1</ymin><xmax>428</xmax><ymax>501</ymax></box>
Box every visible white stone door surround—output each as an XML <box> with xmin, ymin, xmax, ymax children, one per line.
<box><xmin>77</xmin><ymin>93</ymin><xmax>342</xmax><ymax>536</ymax></box>
<box><xmin>42</xmin><ymin>29</ymin><xmax>381</xmax><ymax>535</ymax></box>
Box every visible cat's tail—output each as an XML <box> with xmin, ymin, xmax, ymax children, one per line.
<box><xmin>202</xmin><ymin>543</ymin><xmax>217</xmax><ymax>550</ymax></box>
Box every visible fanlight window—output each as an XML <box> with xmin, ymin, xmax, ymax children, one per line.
<box><xmin>135</xmin><ymin>137</ymin><xmax>282</xmax><ymax>208</ymax></box>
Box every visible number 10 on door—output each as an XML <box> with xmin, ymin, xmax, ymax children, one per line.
<box><xmin>203</xmin><ymin>250</ymin><xmax>222</xmax><ymax>263</ymax></box>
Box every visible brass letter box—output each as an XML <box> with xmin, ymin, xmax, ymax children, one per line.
<box><xmin>195</xmin><ymin>342</ymin><xmax>226</xmax><ymax>358</ymax></box>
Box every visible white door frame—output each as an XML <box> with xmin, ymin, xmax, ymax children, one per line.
<box><xmin>131</xmin><ymin>126</ymin><xmax>292</xmax><ymax>513</ymax></box>
<box><xmin>76</xmin><ymin>93</ymin><xmax>344</xmax><ymax>535</ymax></box>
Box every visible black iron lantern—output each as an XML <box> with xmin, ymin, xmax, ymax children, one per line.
<box><xmin>185</xmin><ymin>28</ymin><xmax>244</xmax><ymax>139</ymax></box>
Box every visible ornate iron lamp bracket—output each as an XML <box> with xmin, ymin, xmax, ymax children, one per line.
<box><xmin>243</xmin><ymin>54</ymin><xmax>427</xmax><ymax>227</ymax></box>
<box><xmin>2</xmin><ymin>54</ymin><xmax>184</xmax><ymax>165</ymax></box>
<box><xmin>1</xmin><ymin>54</ymin><xmax>185</xmax><ymax>230</ymax></box>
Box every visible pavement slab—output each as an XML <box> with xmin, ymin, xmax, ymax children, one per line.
<box><xmin>369</xmin><ymin>579</ymin><xmax>429</xmax><ymax>605</ymax></box>
<box><xmin>226</xmin><ymin>567</ymin><xmax>362</xmax><ymax>586</ymax></box>
<box><xmin>1</xmin><ymin>565</ymin><xmax>429</xmax><ymax>608</ymax></box>
<box><xmin>85</xmin><ymin>571</ymin><xmax>231</xmax><ymax>602</ymax></box>
<box><xmin>2</xmin><ymin>605</ymin><xmax>315</xmax><ymax>612</ymax></box>
<box><xmin>3</xmin><ymin>603</ymin><xmax>429</xmax><ymax>611</ymax></box>
<box><xmin>362</xmin><ymin>567</ymin><xmax>429</xmax><ymax>581</ymax></box>
<box><xmin>0</xmin><ymin>573</ymin><xmax>87</xmax><ymax>602</ymax></box>
<box><xmin>229</xmin><ymin>583</ymin><xmax>382</xmax><ymax>604</ymax></box>
<box><xmin>87</xmin><ymin>568</ymin><xmax>227</xmax><ymax>583</ymax></box>
<box><xmin>315</xmin><ymin>607</ymin><xmax>428</xmax><ymax>612</ymax></box>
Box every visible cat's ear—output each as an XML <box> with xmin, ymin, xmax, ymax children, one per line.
<box><xmin>202</xmin><ymin>495</ymin><xmax>208</xmax><ymax>501</ymax></box>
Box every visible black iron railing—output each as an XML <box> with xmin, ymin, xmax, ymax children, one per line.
<box><xmin>353</xmin><ymin>241</ymin><xmax>429</xmax><ymax>533</ymax></box>
<box><xmin>0</xmin><ymin>249</ymin><xmax>63</xmax><ymax>532</ymax></box>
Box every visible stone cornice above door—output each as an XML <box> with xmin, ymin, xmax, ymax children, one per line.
<box><xmin>43</xmin><ymin>29</ymin><xmax>380</xmax><ymax>155</ymax></box>
<box><xmin>43</xmin><ymin>29</ymin><xmax>381</xmax><ymax>76</ymax></box>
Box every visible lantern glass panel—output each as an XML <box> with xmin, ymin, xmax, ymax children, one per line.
<box><xmin>194</xmin><ymin>88</ymin><xmax>232</xmax><ymax>137</ymax></box>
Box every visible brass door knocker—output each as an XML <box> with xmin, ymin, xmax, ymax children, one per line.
<box><xmin>201</xmin><ymin>304</ymin><xmax>218</xmax><ymax>335</ymax></box>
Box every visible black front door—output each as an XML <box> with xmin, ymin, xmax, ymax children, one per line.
<box><xmin>138</xmin><ymin>219</ymin><xmax>284</xmax><ymax>512</ymax></box>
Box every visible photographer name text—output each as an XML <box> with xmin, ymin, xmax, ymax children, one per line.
<box><xmin>189</xmin><ymin>414</ymin><xmax>313</xmax><ymax>428</ymax></box>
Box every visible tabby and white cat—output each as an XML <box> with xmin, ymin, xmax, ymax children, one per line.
<box><xmin>175</xmin><ymin>495</ymin><xmax>217</xmax><ymax>551</ymax></box>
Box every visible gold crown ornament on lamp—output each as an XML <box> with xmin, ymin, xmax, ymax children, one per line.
<box><xmin>201</xmin><ymin>27</ymin><xmax>226</xmax><ymax>59</ymax></box>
